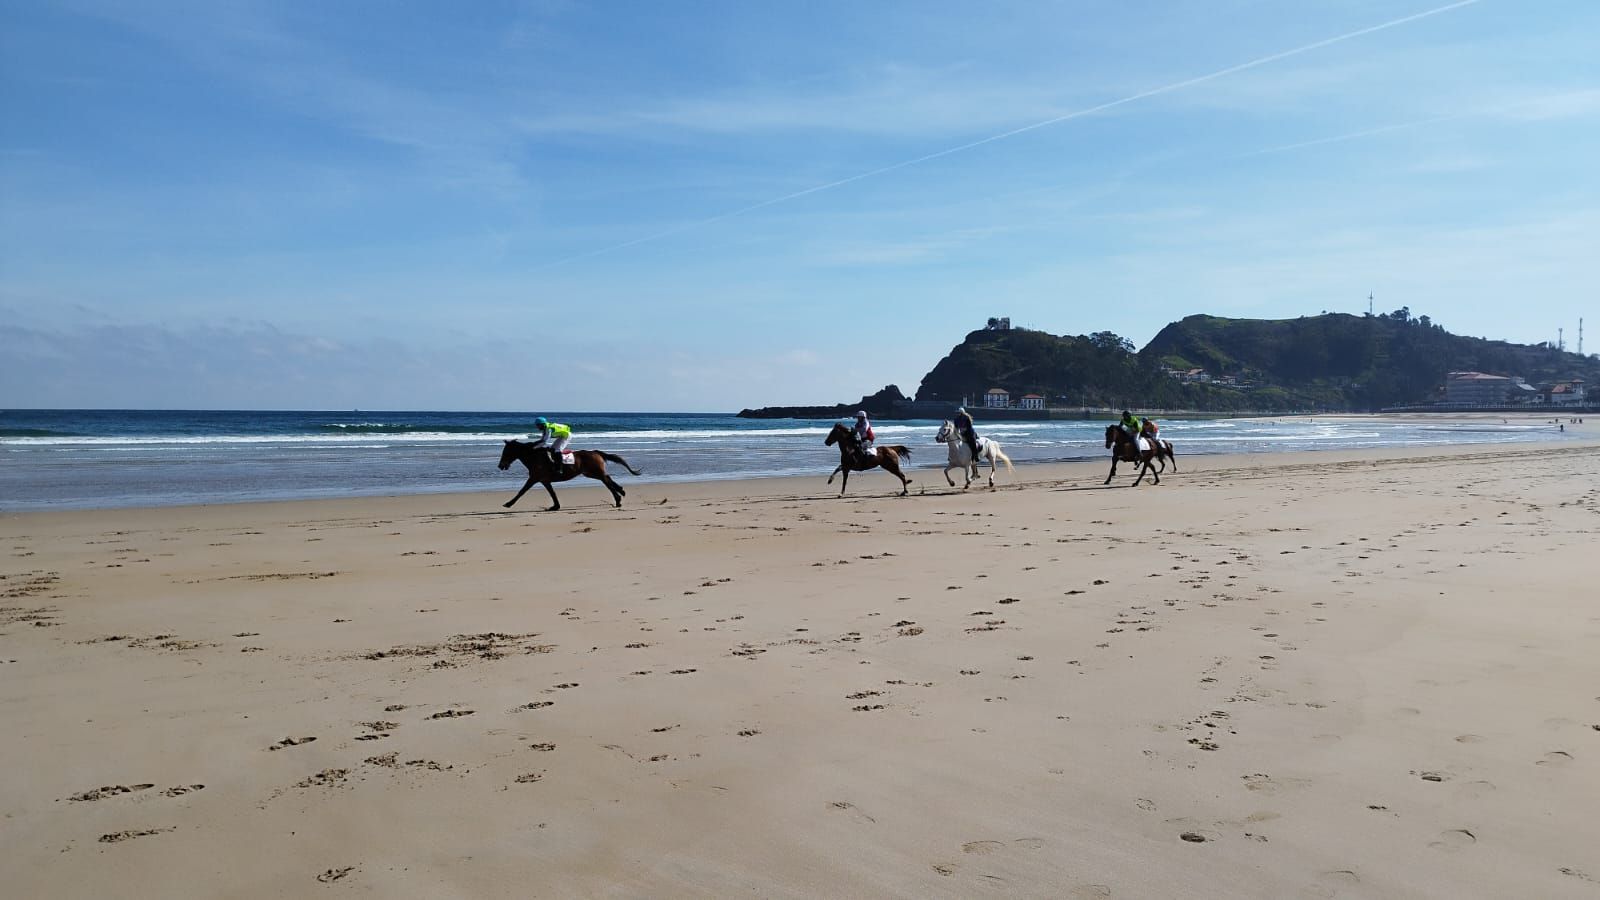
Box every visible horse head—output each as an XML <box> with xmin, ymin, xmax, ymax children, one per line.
<box><xmin>935</xmin><ymin>420</ymin><xmax>953</xmax><ymax>443</ymax></box>
<box><xmin>824</xmin><ymin>423</ymin><xmax>848</xmax><ymax>447</ymax></box>
<box><xmin>498</xmin><ymin>439</ymin><xmax>519</xmax><ymax>470</ymax></box>
<box><xmin>1104</xmin><ymin>425</ymin><xmax>1119</xmax><ymax>450</ymax></box>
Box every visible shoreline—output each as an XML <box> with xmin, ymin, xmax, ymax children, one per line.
<box><xmin>7</xmin><ymin>436</ymin><xmax>1596</xmax><ymax>523</ymax></box>
<box><xmin>3</xmin><ymin>411</ymin><xmax>1586</xmax><ymax>514</ymax></box>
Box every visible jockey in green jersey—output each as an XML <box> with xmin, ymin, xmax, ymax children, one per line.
<box><xmin>530</xmin><ymin>416</ymin><xmax>573</xmax><ymax>466</ymax></box>
<box><xmin>1119</xmin><ymin>410</ymin><xmax>1142</xmax><ymax>440</ymax></box>
<box><xmin>1119</xmin><ymin>410</ymin><xmax>1159</xmax><ymax>449</ymax></box>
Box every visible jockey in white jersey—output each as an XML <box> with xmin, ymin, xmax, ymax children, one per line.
<box><xmin>851</xmin><ymin>411</ymin><xmax>875</xmax><ymax>467</ymax></box>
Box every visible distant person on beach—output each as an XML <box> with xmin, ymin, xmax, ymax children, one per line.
<box><xmin>851</xmin><ymin>411</ymin><xmax>875</xmax><ymax>467</ymax></box>
<box><xmin>954</xmin><ymin>407</ymin><xmax>981</xmax><ymax>461</ymax></box>
<box><xmin>528</xmin><ymin>416</ymin><xmax>572</xmax><ymax>466</ymax></box>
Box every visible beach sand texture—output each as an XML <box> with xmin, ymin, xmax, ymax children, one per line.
<box><xmin>2</xmin><ymin>442</ymin><xmax>1597</xmax><ymax>897</ymax></box>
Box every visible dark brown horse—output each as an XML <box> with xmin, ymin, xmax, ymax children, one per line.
<box><xmin>497</xmin><ymin>439</ymin><xmax>641</xmax><ymax>510</ymax></box>
<box><xmin>1103</xmin><ymin>424</ymin><xmax>1174</xmax><ymax>486</ymax></box>
<box><xmin>824</xmin><ymin>423</ymin><xmax>913</xmax><ymax>496</ymax></box>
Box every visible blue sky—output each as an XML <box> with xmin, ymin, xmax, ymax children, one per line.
<box><xmin>2</xmin><ymin>0</ymin><xmax>1596</xmax><ymax>411</ymax></box>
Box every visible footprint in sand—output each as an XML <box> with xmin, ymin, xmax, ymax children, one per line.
<box><xmin>99</xmin><ymin>827</ymin><xmax>176</xmax><ymax>843</ymax></box>
<box><xmin>829</xmin><ymin>800</ymin><xmax>876</xmax><ymax>824</ymax></box>
<box><xmin>1307</xmin><ymin>869</ymin><xmax>1362</xmax><ymax>897</ymax></box>
<box><xmin>68</xmin><ymin>784</ymin><xmax>155</xmax><ymax>802</ymax></box>
<box><xmin>1428</xmin><ymin>829</ymin><xmax>1477</xmax><ymax>852</ymax></box>
<box><xmin>962</xmin><ymin>840</ymin><xmax>1005</xmax><ymax>855</ymax></box>
<box><xmin>1067</xmin><ymin>885</ymin><xmax>1112</xmax><ymax>899</ymax></box>
<box><xmin>1536</xmin><ymin>751</ymin><xmax>1573</xmax><ymax>767</ymax></box>
<box><xmin>1453</xmin><ymin>780</ymin><xmax>1497</xmax><ymax>800</ymax></box>
<box><xmin>1454</xmin><ymin>734</ymin><xmax>1484</xmax><ymax>743</ymax></box>
<box><xmin>268</xmin><ymin>736</ymin><xmax>316</xmax><ymax>751</ymax></box>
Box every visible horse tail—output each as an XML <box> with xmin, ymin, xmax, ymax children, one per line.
<box><xmin>599</xmin><ymin>452</ymin><xmax>642</xmax><ymax>476</ymax></box>
<box><xmin>890</xmin><ymin>445</ymin><xmax>912</xmax><ymax>459</ymax></box>
<box><xmin>991</xmin><ymin>445</ymin><xmax>1013</xmax><ymax>473</ymax></box>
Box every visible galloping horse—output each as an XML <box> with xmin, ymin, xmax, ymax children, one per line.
<box><xmin>935</xmin><ymin>419</ymin><xmax>1013</xmax><ymax>490</ymax></box>
<box><xmin>497</xmin><ymin>439</ymin><xmax>641</xmax><ymax>510</ymax></box>
<box><xmin>824</xmin><ymin>423</ymin><xmax>913</xmax><ymax>496</ymax></box>
<box><xmin>1102</xmin><ymin>424</ymin><xmax>1174</xmax><ymax>486</ymax></box>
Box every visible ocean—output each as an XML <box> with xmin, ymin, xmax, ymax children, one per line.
<box><xmin>0</xmin><ymin>409</ymin><xmax>1578</xmax><ymax>511</ymax></box>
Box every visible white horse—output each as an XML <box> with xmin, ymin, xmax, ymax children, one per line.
<box><xmin>935</xmin><ymin>420</ymin><xmax>1013</xmax><ymax>490</ymax></box>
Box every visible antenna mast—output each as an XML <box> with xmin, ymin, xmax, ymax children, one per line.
<box><xmin>1368</xmin><ymin>292</ymin><xmax>1373</xmax><ymax>316</ymax></box>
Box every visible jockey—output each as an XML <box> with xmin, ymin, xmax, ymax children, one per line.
<box><xmin>954</xmin><ymin>407</ymin><xmax>981</xmax><ymax>462</ymax></box>
<box><xmin>851</xmin><ymin>411</ymin><xmax>875</xmax><ymax>467</ymax></box>
<box><xmin>529</xmin><ymin>416</ymin><xmax>573</xmax><ymax>466</ymax></box>
<box><xmin>1119</xmin><ymin>410</ymin><xmax>1143</xmax><ymax>443</ymax></box>
<box><xmin>1141</xmin><ymin>417</ymin><xmax>1161</xmax><ymax>446</ymax></box>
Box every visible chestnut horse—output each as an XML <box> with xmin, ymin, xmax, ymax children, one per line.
<box><xmin>824</xmin><ymin>423</ymin><xmax>913</xmax><ymax>496</ymax></box>
<box><xmin>497</xmin><ymin>439</ymin><xmax>641</xmax><ymax>510</ymax></box>
<box><xmin>1102</xmin><ymin>424</ymin><xmax>1174</xmax><ymax>486</ymax></box>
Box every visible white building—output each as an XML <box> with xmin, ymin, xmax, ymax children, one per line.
<box><xmin>1546</xmin><ymin>379</ymin><xmax>1587</xmax><ymax>405</ymax></box>
<box><xmin>983</xmin><ymin>387</ymin><xmax>1010</xmax><ymax>408</ymax></box>
<box><xmin>1019</xmin><ymin>393</ymin><xmax>1045</xmax><ymax>410</ymax></box>
<box><xmin>1443</xmin><ymin>372</ymin><xmax>1515</xmax><ymax>406</ymax></box>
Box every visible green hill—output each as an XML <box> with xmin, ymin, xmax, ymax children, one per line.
<box><xmin>913</xmin><ymin>326</ymin><xmax>1251</xmax><ymax>410</ymax></box>
<box><xmin>910</xmin><ymin>313</ymin><xmax>1598</xmax><ymax>412</ymax></box>
<box><xmin>1144</xmin><ymin>312</ymin><xmax>1598</xmax><ymax>409</ymax></box>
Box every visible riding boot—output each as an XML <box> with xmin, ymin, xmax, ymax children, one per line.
<box><xmin>548</xmin><ymin>448</ymin><xmax>562</xmax><ymax>469</ymax></box>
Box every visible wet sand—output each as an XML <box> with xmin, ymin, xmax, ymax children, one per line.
<box><xmin>2</xmin><ymin>440</ymin><xmax>1597</xmax><ymax>897</ymax></box>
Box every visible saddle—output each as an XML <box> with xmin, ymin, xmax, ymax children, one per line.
<box><xmin>547</xmin><ymin>450</ymin><xmax>577</xmax><ymax>466</ymax></box>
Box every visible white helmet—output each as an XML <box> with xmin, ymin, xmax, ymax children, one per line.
<box><xmin>855</xmin><ymin>411</ymin><xmax>868</xmax><ymax>418</ymax></box>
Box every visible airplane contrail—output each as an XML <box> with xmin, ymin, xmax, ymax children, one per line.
<box><xmin>1241</xmin><ymin>87</ymin><xmax>1593</xmax><ymax>158</ymax></box>
<box><xmin>535</xmin><ymin>0</ymin><xmax>1484</xmax><ymax>269</ymax></box>
<box><xmin>1243</xmin><ymin>112</ymin><xmax>1472</xmax><ymax>157</ymax></box>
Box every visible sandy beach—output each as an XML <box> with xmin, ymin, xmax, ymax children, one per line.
<box><xmin>2</xmin><ymin>440</ymin><xmax>1597</xmax><ymax>898</ymax></box>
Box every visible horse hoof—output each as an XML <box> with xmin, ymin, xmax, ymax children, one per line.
<box><xmin>502</xmin><ymin>502</ymin><xmax>514</xmax><ymax>509</ymax></box>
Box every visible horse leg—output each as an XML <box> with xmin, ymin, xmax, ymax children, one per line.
<box><xmin>504</xmin><ymin>476</ymin><xmax>538</xmax><ymax>508</ymax></box>
<box><xmin>987</xmin><ymin>453</ymin><xmax>996</xmax><ymax>490</ymax></box>
<box><xmin>600</xmin><ymin>474</ymin><xmax>625</xmax><ymax>507</ymax></box>
<box><xmin>1166</xmin><ymin>443</ymin><xmax>1177</xmax><ymax>472</ymax></box>
<box><xmin>838</xmin><ymin>467</ymin><xmax>850</xmax><ymax>496</ymax></box>
<box><xmin>888</xmin><ymin>458</ymin><xmax>910</xmax><ymax>496</ymax></box>
<box><xmin>542</xmin><ymin>480</ymin><xmax>561</xmax><ymax>511</ymax></box>
<box><xmin>1104</xmin><ymin>456</ymin><xmax>1119</xmax><ymax>485</ymax></box>
<box><xmin>944</xmin><ymin>458</ymin><xmax>957</xmax><ymax>487</ymax></box>
<box><xmin>827</xmin><ymin>463</ymin><xmax>844</xmax><ymax>485</ymax></box>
